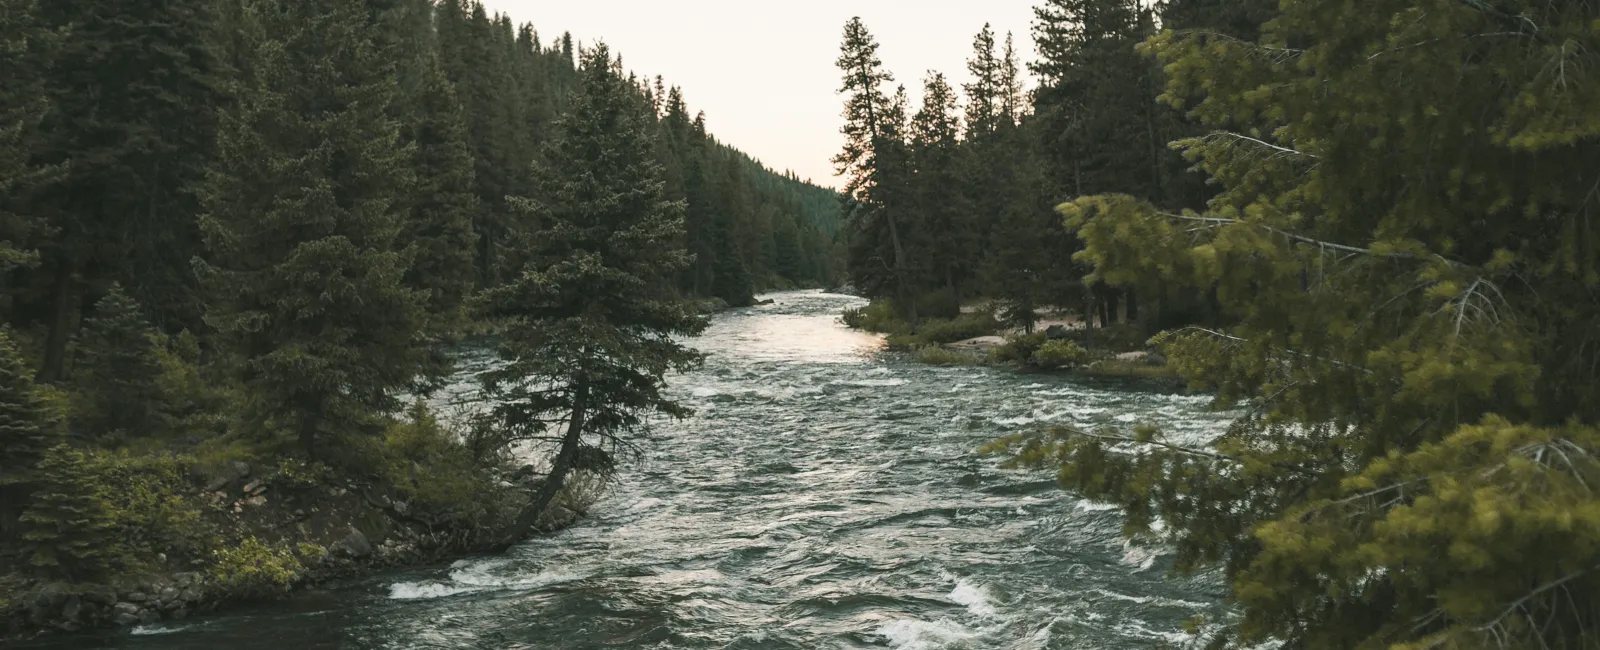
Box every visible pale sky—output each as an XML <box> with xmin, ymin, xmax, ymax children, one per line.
<box><xmin>481</xmin><ymin>0</ymin><xmax>1041</xmax><ymax>189</ymax></box>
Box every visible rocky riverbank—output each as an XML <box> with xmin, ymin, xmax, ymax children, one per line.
<box><xmin>0</xmin><ymin>458</ymin><xmax>583</xmax><ymax>643</ymax></box>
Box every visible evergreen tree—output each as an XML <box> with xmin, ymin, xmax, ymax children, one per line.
<box><xmin>834</xmin><ymin>17</ymin><xmax>916</xmax><ymax>321</ymax></box>
<box><xmin>72</xmin><ymin>285</ymin><xmax>169</xmax><ymax>441</ymax></box>
<box><xmin>197</xmin><ymin>0</ymin><xmax>427</xmax><ymax>458</ymax></box>
<box><xmin>1012</xmin><ymin>1</ymin><xmax>1600</xmax><ymax>646</ymax></box>
<box><xmin>0</xmin><ymin>328</ymin><xmax>55</xmax><ymax>494</ymax></box>
<box><xmin>908</xmin><ymin>71</ymin><xmax>971</xmax><ymax>313</ymax></box>
<box><xmin>19</xmin><ymin>445</ymin><xmax>116</xmax><ymax>580</ymax></box>
<box><xmin>0</xmin><ymin>0</ymin><xmax>58</xmax><ymax>275</ymax></box>
<box><xmin>400</xmin><ymin>47</ymin><xmax>479</xmax><ymax>337</ymax></box>
<box><xmin>25</xmin><ymin>0</ymin><xmax>225</xmax><ymax>379</ymax></box>
<box><xmin>477</xmin><ymin>43</ymin><xmax>708</xmax><ymax>548</ymax></box>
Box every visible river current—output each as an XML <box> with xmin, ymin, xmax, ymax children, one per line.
<box><xmin>27</xmin><ymin>291</ymin><xmax>1238</xmax><ymax>650</ymax></box>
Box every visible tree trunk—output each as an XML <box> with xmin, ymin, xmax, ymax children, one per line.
<box><xmin>885</xmin><ymin>208</ymin><xmax>917</xmax><ymax>328</ymax></box>
<box><xmin>36</xmin><ymin>260</ymin><xmax>76</xmax><ymax>383</ymax></box>
<box><xmin>1124</xmin><ymin>287</ymin><xmax>1138</xmax><ymax>325</ymax></box>
<box><xmin>491</xmin><ymin>381</ymin><xmax>589</xmax><ymax>553</ymax></box>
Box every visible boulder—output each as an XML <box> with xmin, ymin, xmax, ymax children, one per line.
<box><xmin>59</xmin><ymin>596</ymin><xmax>81</xmax><ymax>623</ymax></box>
<box><xmin>112</xmin><ymin>602</ymin><xmax>140</xmax><ymax>626</ymax></box>
<box><xmin>1115</xmin><ymin>351</ymin><xmax>1149</xmax><ymax>363</ymax></box>
<box><xmin>333</xmin><ymin>526</ymin><xmax>373</xmax><ymax>558</ymax></box>
<box><xmin>1044</xmin><ymin>324</ymin><xmax>1070</xmax><ymax>340</ymax></box>
<box><xmin>139</xmin><ymin>608</ymin><xmax>160</xmax><ymax>625</ymax></box>
<box><xmin>756</xmin><ymin>298</ymin><xmax>776</xmax><ymax>306</ymax></box>
<box><xmin>204</xmin><ymin>461</ymin><xmax>252</xmax><ymax>492</ymax></box>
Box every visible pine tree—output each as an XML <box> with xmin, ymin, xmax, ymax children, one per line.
<box><xmin>908</xmin><ymin>71</ymin><xmax>971</xmax><ymax>313</ymax></box>
<box><xmin>1012</xmin><ymin>0</ymin><xmax>1600</xmax><ymax>646</ymax></box>
<box><xmin>25</xmin><ymin>0</ymin><xmax>225</xmax><ymax>379</ymax></box>
<box><xmin>0</xmin><ymin>0</ymin><xmax>58</xmax><ymax>275</ymax></box>
<box><xmin>0</xmin><ymin>328</ymin><xmax>55</xmax><ymax>489</ymax></box>
<box><xmin>72</xmin><ymin>285</ymin><xmax>169</xmax><ymax>441</ymax></box>
<box><xmin>477</xmin><ymin>43</ymin><xmax>708</xmax><ymax>548</ymax></box>
<box><xmin>197</xmin><ymin>0</ymin><xmax>427</xmax><ymax>458</ymax></box>
<box><xmin>834</xmin><ymin>18</ymin><xmax>916</xmax><ymax>321</ymax></box>
<box><xmin>19</xmin><ymin>445</ymin><xmax>117</xmax><ymax>580</ymax></box>
<box><xmin>400</xmin><ymin>48</ymin><xmax>479</xmax><ymax>336</ymax></box>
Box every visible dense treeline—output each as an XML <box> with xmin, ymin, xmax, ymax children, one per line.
<box><xmin>835</xmin><ymin>0</ymin><xmax>1600</xmax><ymax>647</ymax></box>
<box><xmin>0</xmin><ymin>0</ymin><xmax>836</xmax><ymax>592</ymax></box>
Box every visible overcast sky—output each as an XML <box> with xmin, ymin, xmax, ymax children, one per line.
<box><xmin>480</xmin><ymin>0</ymin><xmax>1041</xmax><ymax>189</ymax></box>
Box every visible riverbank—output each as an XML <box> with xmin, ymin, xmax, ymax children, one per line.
<box><xmin>0</xmin><ymin>434</ymin><xmax>592</xmax><ymax>644</ymax></box>
<box><xmin>839</xmin><ymin>300</ymin><xmax>1185</xmax><ymax>388</ymax></box>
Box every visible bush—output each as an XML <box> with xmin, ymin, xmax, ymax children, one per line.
<box><xmin>914</xmin><ymin>345</ymin><xmax>983</xmax><ymax>366</ymax></box>
<box><xmin>1032</xmin><ymin>340</ymin><xmax>1090</xmax><ymax>369</ymax></box>
<box><xmin>840</xmin><ymin>300</ymin><xmax>908</xmax><ymax>334</ymax></box>
<box><xmin>992</xmin><ymin>333</ymin><xmax>1048</xmax><ymax>364</ymax></box>
<box><xmin>886</xmin><ymin>311</ymin><xmax>1002</xmax><ymax>350</ymax></box>
<box><xmin>381</xmin><ymin>401</ymin><xmax>504</xmax><ymax>526</ymax></box>
<box><xmin>209</xmin><ymin>536</ymin><xmax>302</xmax><ymax>597</ymax></box>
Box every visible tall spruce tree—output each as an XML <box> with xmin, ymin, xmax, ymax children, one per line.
<box><xmin>72</xmin><ymin>284</ymin><xmax>169</xmax><ymax>441</ymax></box>
<box><xmin>834</xmin><ymin>17</ymin><xmax>916</xmax><ymax>321</ymax></box>
<box><xmin>26</xmin><ymin>0</ymin><xmax>224</xmax><ymax>379</ymax></box>
<box><xmin>476</xmin><ymin>43</ymin><xmax>708</xmax><ymax>548</ymax></box>
<box><xmin>19</xmin><ymin>445</ymin><xmax>117</xmax><ymax>580</ymax></box>
<box><xmin>908</xmin><ymin>71</ymin><xmax>971</xmax><ymax>313</ymax></box>
<box><xmin>0</xmin><ymin>327</ymin><xmax>56</xmax><ymax>539</ymax></box>
<box><xmin>197</xmin><ymin>0</ymin><xmax>427</xmax><ymax>458</ymax></box>
<box><xmin>1008</xmin><ymin>0</ymin><xmax>1600</xmax><ymax>646</ymax></box>
<box><xmin>0</xmin><ymin>0</ymin><xmax>58</xmax><ymax>276</ymax></box>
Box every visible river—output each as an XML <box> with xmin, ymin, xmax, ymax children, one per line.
<box><xmin>24</xmin><ymin>291</ymin><xmax>1237</xmax><ymax>650</ymax></box>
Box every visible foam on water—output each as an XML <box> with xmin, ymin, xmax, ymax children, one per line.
<box><xmin>878</xmin><ymin>618</ymin><xmax>983</xmax><ymax>650</ymax></box>
<box><xmin>947</xmin><ymin>579</ymin><xmax>1000</xmax><ymax>618</ymax></box>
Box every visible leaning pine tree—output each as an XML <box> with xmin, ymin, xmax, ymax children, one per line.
<box><xmin>996</xmin><ymin>0</ymin><xmax>1600</xmax><ymax>648</ymax></box>
<box><xmin>477</xmin><ymin>43</ymin><xmax>708</xmax><ymax>550</ymax></box>
<box><xmin>196</xmin><ymin>0</ymin><xmax>427</xmax><ymax>458</ymax></box>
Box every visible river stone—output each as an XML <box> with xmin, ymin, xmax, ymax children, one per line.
<box><xmin>334</xmin><ymin>526</ymin><xmax>373</xmax><ymax>558</ymax></box>
<box><xmin>114</xmin><ymin>611</ymin><xmax>139</xmax><ymax>627</ymax></box>
<box><xmin>139</xmin><ymin>608</ymin><xmax>160</xmax><ymax>624</ymax></box>
<box><xmin>59</xmin><ymin>596</ymin><xmax>81</xmax><ymax>623</ymax></box>
<box><xmin>159</xmin><ymin>586</ymin><xmax>179</xmax><ymax>606</ymax></box>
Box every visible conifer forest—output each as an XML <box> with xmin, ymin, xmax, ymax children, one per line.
<box><xmin>3</xmin><ymin>0</ymin><xmax>1599</xmax><ymax>648</ymax></box>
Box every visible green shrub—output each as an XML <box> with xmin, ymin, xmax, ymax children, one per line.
<box><xmin>840</xmin><ymin>301</ymin><xmax>908</xmax><ymax>334</ymax></box>
<box><xmin>992</xmin><ymin>333</ymin><xmax>1048</xmax><ymax>364</ymax></box>
<box><xmin>1032</xmin><ymin>340</ymin><xmax>1090</xmax><ymax>369</ymax></box>
<box><xmin>209</xmin><ymin>536</ymin><xmax>302</xmax><ymax>597</ymax></box>
<box><xmin>277</xmin><ymin>457</ymin><xmax>331</xmax><ymax>489</ymax></box>
<box><xmin>914</xmin><ymin>345</ymin><xmax>983</xmax><ymax>366</ymax></box>
<box><xmin>381</xmin><ymin>402</ymin><xmax>504</xmax><ymax>526</ymax></box>
<box><xmin>885</xmin><ymin>311</ymin><xmax>1002</xmax><ymax>350</ymax></box>
<box><xmin>85</xmin><ymin>450</ymin><xmax>216</xmax><ymax>562</ymax></box>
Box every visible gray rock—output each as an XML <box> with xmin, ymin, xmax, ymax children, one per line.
<box><xmin>114</xmin><ymin>612</ymin><xmax>139</xmax><ymax>627</ymax></box>
<box><xmin>81</xmin><ymin>585</ymin><xmax>117</xmax><ymax>606</ymax></box>
<box><xmin>392</xmin><ymin>500</ymin><xmax>409</xmax><ymax>516</ymax></box>
<box><xmin>159</xmin><ymin>587</ymin><xmax>179</xmax><ymax>605</ymax></box>
<box><xmin>59</xmin><ymin>596</ymin><xmax>82</xmax><ymax>623</ymax></box>
<box><xmin>113</xmin><ymin>602</ymin><xmax>140</xmax><ymax>618</ymax></box>
<box><xmin>139</xmin><ymin>609</ymin><xmax>160</xmax><ymax>624</ymax></box>
<box><xmin>1044</xmin><ymin>324</ymin><xmax>1070</xmax><ymax>340</ymax></box>
<box><xmin>171</xmin><ymin>608</ymin><xmax>189</xmax><ymax>620</ymax></box>
<box><xmin>334</xmin><ymin>526</ymin><xmax>373</xmax><ymax>558</ymax></box>
<box><xmin>123</xmin><ymin>591</ymin><xmax>148</xmax><ymax>603</ymax></box>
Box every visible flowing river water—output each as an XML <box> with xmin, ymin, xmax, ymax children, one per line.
<box><xmin>27</xmin><ymin>291</ymin><xmax>1239</xmax><ymax>650</ymax></box>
